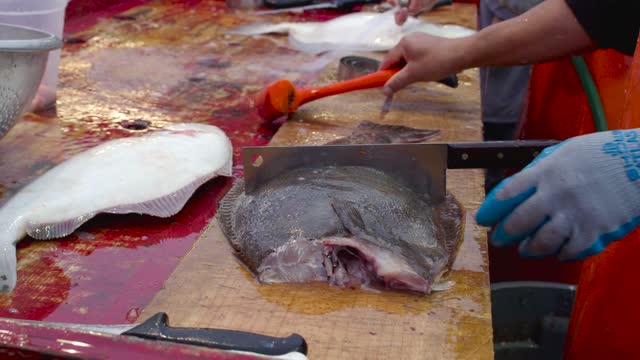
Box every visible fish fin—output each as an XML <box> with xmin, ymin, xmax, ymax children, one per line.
<box><xmin>433</xmin><ymin>193</ymin><xmax>465</xmax><ymax>275</ymax></box>
<box><xmin>330</xmin><ymin>199</ymin><xmax>367</xmax><ymax>235</ymax></box>
<box><xmin>327</xmin><ymin>120</ymin><xmax>441</xmax><ymax>145</ymax></box>
<box><xmin>27</xmin><ymin>174</ymin><xmax>218</xmax><ymax>241</ymax></box>
<box><xmin>27</xmin><ymin>216</ymin><xmax>95</xmax><ymax>240</ymax></box>
<box><xmin>359</xmin><ymin>120</ymin><xmax>441</xmax><ymax>143</ymax></box>
<box><xmin>106</xmin><ymin>173</ymin><xmax>214</xmax><ymax>218</ymax></box>
<box><xmin>431</xmin><ymin>280</ymin><xmax>455</xmax><ymax>292</ymax></box>
<box><xmin>217</xmin><ymin>181</ymin><xmax>261</xmax><ymax>272</ymax></box>
<box><xmin>217</xmin><ymin>180</ymin><xmax>245</xmax><ymax>252</ymax></box>
<box><xmin>0</xmin><ymin>219</ymin><xmax>23</xmax><ymax>293</ymax></box>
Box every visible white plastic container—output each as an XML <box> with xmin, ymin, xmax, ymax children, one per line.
<box><xmin>0</xmin><ymin>0</ymin><xmax>69</xmax><ymax>110</ymax></box>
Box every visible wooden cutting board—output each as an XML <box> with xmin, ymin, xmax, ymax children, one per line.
<box><xmin>143</xmin><ymin>5</ymin><xmax>493</xmax><ymax>359</ymax></box>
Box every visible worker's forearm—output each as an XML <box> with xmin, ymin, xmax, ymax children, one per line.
<box><xmin>458</xmin><ymin>0</ymin><xmax>595</xmax><ymax>69</ymax></box>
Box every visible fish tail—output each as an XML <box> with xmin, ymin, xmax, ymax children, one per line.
<box><xmin>0</xmin><ymin>244</ymin><xmax>16</xmax><ymax>293</ymax></box>
<box><xmin>0</xmin><ymin>215</ymin><xmax>26</xmax><ymax>293</ymax></box>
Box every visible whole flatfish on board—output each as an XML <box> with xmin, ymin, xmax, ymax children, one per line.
<box><xmin>219</xmin><ymin>121</ymin><xmax>464</xmax><ymax>294</ymax></box>
<box><xmin>0</xmin><ymin>123</ymin><xmax>233</xmax><ymax>293</ymax></box>
<box><xmin>229</xmin><ymin>10</ymin><xmax>475</xmax><ymax>54</ymax></box>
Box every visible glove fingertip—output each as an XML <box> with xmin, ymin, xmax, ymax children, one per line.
<box><xmin>476</xmin><ymin>179</ymin><xmax>510</xmax><ymax>225</ymax></box>
<box><xmin>491</xmin><ymin>212</ymin><xmax>549</xmax><ymax>248</ymax></box>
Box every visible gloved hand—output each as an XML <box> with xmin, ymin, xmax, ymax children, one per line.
<box><xmin>476</xmin><ymin>129</ymin><xmax>640</xmax><ymax>261</ymax></box>
<box><xmin>381</xmin><ymin>33</ymin><xmax>467</xmax><ymax>96</ymax></box>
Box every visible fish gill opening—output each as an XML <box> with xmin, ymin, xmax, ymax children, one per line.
<box><xmin>323</xmin><ymin>244</ymin><xmax>377</xmax><ymax>290</ymax></box>
<box><xmin>321</xmin><ymin>237</ymin><xmax>430</xmax><ymax>294</ymax></box>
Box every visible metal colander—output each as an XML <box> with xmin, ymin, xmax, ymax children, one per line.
<box><xmin>0</xmin><ymin>23</ymin><xmax>62</xmax><ymax>139</ymax></box>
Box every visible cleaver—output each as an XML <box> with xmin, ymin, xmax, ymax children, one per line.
<box><xmin>243</xmin><ymin>140</ymin><xmax>560</xmax><ymax>204</ymax></box>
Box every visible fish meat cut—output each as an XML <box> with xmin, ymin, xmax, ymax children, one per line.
<box><xmin>219</xmin><ymin>122</ymin><xmax>463</xmax><ymax>294</ymax></box>
<box><xmin>0</xmin><ymin>123</ymin><xmax>233</xmax><ymax>293</ymax></box>
<box><xmin>229</xmin><ymin>10</ymin><xmax>475</xmax><ymax>54</ymax></box>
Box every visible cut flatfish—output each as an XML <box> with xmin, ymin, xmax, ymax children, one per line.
<box><xmin>0</xmin><ymin>123</ymin><xmax>233</xmax><ymax>293</ymax></box>
<box><xmin>229</xmin><ymin>10</ymin><xmax>475</xmax><ymax>54</ymax></box>
<box><xmin>219</xmin><ymin>121</ymin><xmax>463</xmax><ymax>295</ymax></box>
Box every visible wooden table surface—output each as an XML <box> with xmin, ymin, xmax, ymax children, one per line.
<box><xmin>0</xmin><ymin>0</ymin><xmax>345</xmax><ymax>323</ymax></box>
<box><xmin>143</xmin><ymin>4</ymin><xmax>493</xmax><ymax>359</ymax></box>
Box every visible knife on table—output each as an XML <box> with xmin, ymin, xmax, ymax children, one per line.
<box><xmin>9</xmin><ymin>312</ymin><xmax>308</xmax><ymax>360</ymax></box>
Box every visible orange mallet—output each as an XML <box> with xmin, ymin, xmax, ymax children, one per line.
<box><xmin>255</xmin><ymin>68</ymin><xmax>400</xmax><ymax>122</ymax></box>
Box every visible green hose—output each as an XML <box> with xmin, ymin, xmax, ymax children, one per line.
<box><xmin>571</xmin><ymin>56</ymin><xmax>608</xmax><ymax>132</ymax></box>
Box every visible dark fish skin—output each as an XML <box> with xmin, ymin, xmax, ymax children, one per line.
<box><xmin>326</xmin><ymin>120</ymin><xmax>441</xmax><ymax>145</ymax></box>
<box><xmin>218</xmin><ymin>121</ymin><xmax>462</xmax><ymax>294</ymax></box>
<box><xmin>219</xmin><ymin>167</ymin><xmax>461</xmax><ymax>293</ymax></box>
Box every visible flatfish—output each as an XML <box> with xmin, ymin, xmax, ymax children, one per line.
<box><xmin>0</xmin><ymin>123</ymin><xmax>233</xmax><ymax>293</ymax></box>
<box><xmin>229</xmin><ymin>10</ymin><xmax>475</xmax><ymax>54</ymax></box>
<box><xmin>219</xmin><ymin>121</ymin><xmax>463</xmax><ymax>294</ymax></box>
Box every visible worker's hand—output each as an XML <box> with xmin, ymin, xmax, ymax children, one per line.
<box><xmin>380</xmin><ymin>33</ymin><xmax>466</xmax><ymax>96</ymax></box>
<box><xmin>387</xmin><ymin>0</ymin><xmax>438</xmax><ymax>25</ymax></box>
<box><xmin>27</xmin><ymin>84</ymin><xmax>56</xmax><ymax>113</ymax></box>
<box><xmin>476</xmin><ymin>130</ymin><xmax>640</xmax><ymax>261</ymax></box>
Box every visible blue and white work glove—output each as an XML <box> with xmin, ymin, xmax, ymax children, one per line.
<box><xmin>476</xmin><ymin>129</ymin><xmax>640</xmax><ymax>261</ymax></box>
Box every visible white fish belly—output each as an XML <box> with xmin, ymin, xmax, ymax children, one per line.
<box><xmin>0</xmin><ymin>123</ymin><xmax>233</xmax><ymax>293</ymax></box>
<box><xmin>230</xmin><ymin>10</ymin><xmax>475</xmax><ymax>54</ymax></box>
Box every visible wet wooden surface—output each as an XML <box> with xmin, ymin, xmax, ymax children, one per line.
<box><xmin>144</xmin><ymin>4</ymin><xmax>493</xmax><ymax>359</ymax></box>
<box><xmin>0</xmin><ymin>0</ymin><xmax>341</xmax><ymax>324</ymax></box>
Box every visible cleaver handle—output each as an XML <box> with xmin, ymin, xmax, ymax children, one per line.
<box><xmin>447</xmin><ymin>140</ymin><xmax>561</xmax><ymax>169</ymax></box>
<box><xmin>123</xmin><ymin>313</ymin><xmax>308</xmax><ymax>356</ymax></box>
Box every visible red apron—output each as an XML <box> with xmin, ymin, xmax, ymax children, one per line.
<box><xmin>516</xmin><ymin>32</ymin><xmax>640</xmax><ymax>358</ymax></box>
<box><xmin>562</xmin><ymin>36</ymin><xmax>640</xmax><ymax>360</ymax></box>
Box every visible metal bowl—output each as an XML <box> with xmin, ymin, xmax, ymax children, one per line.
<box><xmin>0</xmin><ymin>23</ymin><xmax>62</xmax><ymax>139</ymax></box>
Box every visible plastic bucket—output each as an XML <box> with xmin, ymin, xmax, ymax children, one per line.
<box><xmin>491</xmin><ymin>282</ymin><xmax>576</xmax><ymax>360</ymax></box>
<box><xmin>0</xmin><ymin>0</ymin><xmax>69</xmax><ymax>110</ymax></box>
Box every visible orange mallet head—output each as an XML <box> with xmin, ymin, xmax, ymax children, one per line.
<box><xmin>255</xmin><ymin>79</ymin><xmax>298</xmax><ymax>122</ymax></box>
